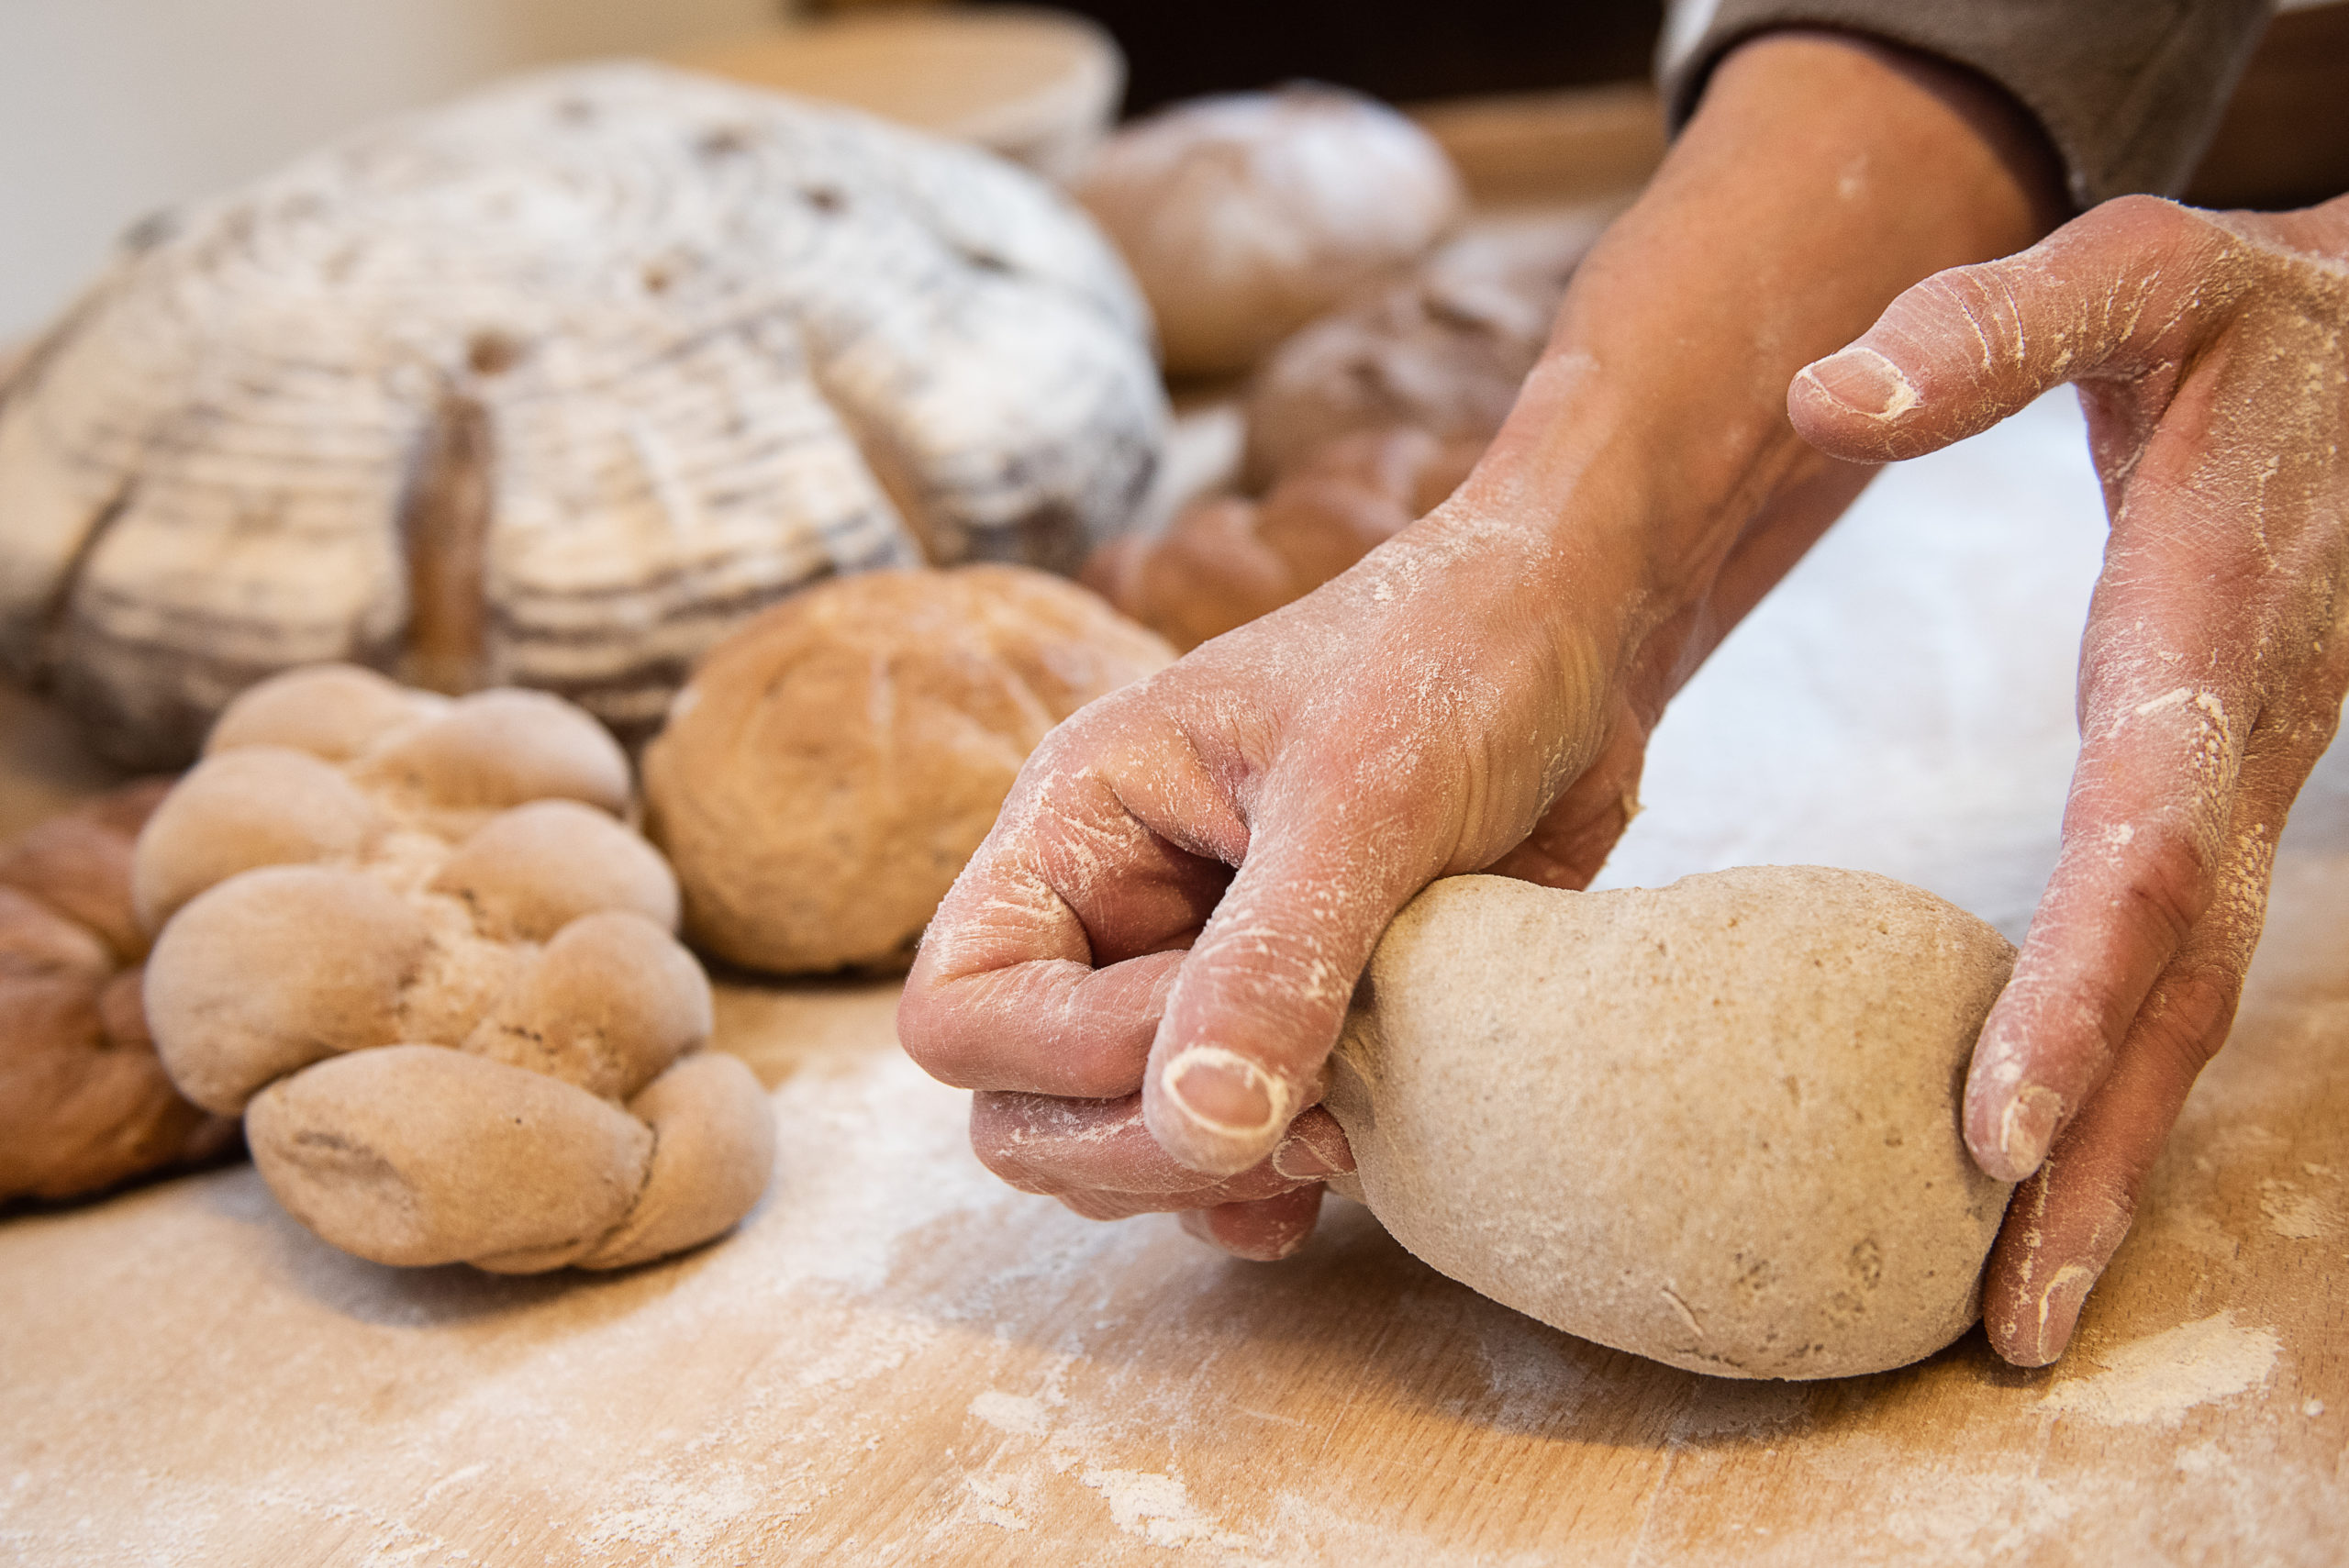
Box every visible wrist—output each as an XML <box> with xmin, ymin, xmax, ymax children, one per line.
<box><xmin>1461</xmin><ymin>31</ymin><xmax>2062</xmax><ymax>692</ymax></box>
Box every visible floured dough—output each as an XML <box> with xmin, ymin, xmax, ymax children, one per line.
<box><xmin>1324</xmin><ymin>867</ymin><xmax>2016</xmax><ymax>1380</ymax></box>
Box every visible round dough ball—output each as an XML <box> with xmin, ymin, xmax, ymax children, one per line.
<box><xmin>206</xmin><ymin>663</ymin><xmax>440</xmax><ymax>761</ymax></box>
<box><xmin>1075</xmin><ymin>86</ymin><xmax>1464</xmax><ymax>376</ymax></box>
<box><xmin>462</xmin><ymin>910</ymin><xmax>712</xmax><ymax>1100</ymax></box>
<box><xmin>429</xmin><ymin>799</ymin><xmax>680</xmax><ymax>941</ymax></box>
<box><xmin>144</xmin><ymin>865</ymin><xmax>427</xmax><ymax>1116</ymax></box>
<box><xmin>644</xmin><ymin>565</ymin><xmax>1173</xmax><ymax>973</ymax></box>
<box><xmin>130</xmin><ymin>746</ymin><xmax>384</xmax><ymax>931</ymax></box>
<box><xmin>246</xmin><ymin>1044</ymin><xmax>653</xmax><ymax>1270</ymax></box>
<box><xmin>1324</xmin><ymin>868</ymin><xmax>2017</xmax><ymax>1381</ymax></box>
<box><xmin>354</xmin><ymin>689</ymin><xmax>630</xmax><ymax>817</ymax></box>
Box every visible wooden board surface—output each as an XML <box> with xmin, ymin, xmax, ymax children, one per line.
<box><xmin>2</xmin><ymin>406</ymin><xmax>2344</xmax><ymax>1566</ymax></box>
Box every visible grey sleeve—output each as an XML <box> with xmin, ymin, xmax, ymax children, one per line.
<box><xmin>1655</xmin><ymin>0</ymin><xmax>2272</xmax><ymax>209</ymax></box>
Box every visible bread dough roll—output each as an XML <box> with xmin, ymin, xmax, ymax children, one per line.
<box><xmin>1083</xmin><ymin>426</ymin><xmax>1480</xmax><ymax>651</ymax></box>
<box><xmin>1243</xmin><ymin>213</ymin><xmax>1598</xmax><ymax>484</ymax></box>
<box><xmin>1325</xmin><ymin>868</ymin><xmax>2017</xmax><ymax>1380</ymax></box>
<box><xmin>1075</xmin><ymin>86</ymin><xmax>1464</xmax><ymax>376</ymax></box>
<box><xmin>644</xmin><ymin>565</ymin><xmax>1173</xmax><ymax>974</ymax></box>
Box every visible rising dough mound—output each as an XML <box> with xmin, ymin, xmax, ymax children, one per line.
<box><xmin>137</xmin><ymin>663</ymin><xmax>773</xmax><ymax>1273</ymax></box>
<box><xmin>0</xmin><ymin>63</ymin><xmax>1163</xmax><ymax>767</ymax></box>
<box><xmin>1325</xmin><ymin>868</ymin><xmax>2017</xmax><ymax>1380</ymax></box>
<box><xmin>644</xmin><ymin>565</ymin><xmax>1173</xmax><ymax>974</ymax></box>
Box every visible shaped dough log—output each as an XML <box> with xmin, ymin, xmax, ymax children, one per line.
<box><xmin>576</xmin><ymin>1051</ymin><xmax>777</xmax><ymax>1271</ymax></box>
<box><xmin>246</xmin><ymin>1044</ymin><xmax>653</xmax><ymax>1270</ymax></box>
<box><xmin>1325</xmin><ymin>868</ymin><xmax>2017</xmax><ymax>1381</ymax></box>
<box><xmin>130</xmin><ymin>746</ymin><xmax>385</xmax><ymax>930</ymax></box>
<box><xmin>144</xmin><ymin>865</ymin><xmax>427</xmax><ymax>1118</ymax></box>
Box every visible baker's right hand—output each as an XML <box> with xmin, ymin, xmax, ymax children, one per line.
<box><xmin>898</xmin><ymin>473</ymin><xmax>1659</xmax><ymax>1260</ymax></box>
<box><xmin>898</xmin><ymin>28</ymin><xmax>2064</xmax><ymax>1261</ymax></box>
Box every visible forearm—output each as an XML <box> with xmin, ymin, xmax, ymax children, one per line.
<box><xmin>1451</xmin><ymin>33</ymin><xmax>2065</xmax><ymax>714</ymax></box>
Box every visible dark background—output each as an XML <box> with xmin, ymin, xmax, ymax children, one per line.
<box><xmin>975</xmin><ymin>0</ymin><xmax>1664</xmax><ymax>114</ymax></box>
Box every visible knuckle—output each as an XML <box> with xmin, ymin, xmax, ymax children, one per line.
<box><xmin>2110</xmin><ymin>830</ymin><xmax>2216</xmax><ymax>949</ymax></box>
<box><xmin>2132</xmin><ymin>956</ymin><xmax>2243</xmax><ymax>1078</ymax></box>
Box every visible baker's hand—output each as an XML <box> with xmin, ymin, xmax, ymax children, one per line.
<box><xmin>899</xmin><ymin>490</ymin><xmax>1658</xmax><ymax>1260</ymax></box>
<box><xmin>1791</xmin><ymin>193</ymin><xmax>2349</xmax><ymax>1364</ymax></box>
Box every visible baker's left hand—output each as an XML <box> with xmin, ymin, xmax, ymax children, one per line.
<box><xmin>1791</xmin><ymin>192</ymin><xmax>2349</xmax><ymax>1365</ymax></box>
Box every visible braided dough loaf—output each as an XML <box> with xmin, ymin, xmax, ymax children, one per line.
<box><xmin>645</xmin><ymin>565</ymin><xmax>1173</xmax><ymax>974</ymax></box>
<box><xmin>1326</xmin><ymin>869</ymin><xmax>2018</xmax><ymax>1379</ymax></box>
<box><xmin>139</xmin><ymin>664</ymin><xmax>772</xmax><ymax>1273</ymax></box>
<box><xmin>1</xmin><ymin>782</ymin><xmax>239</xmax><ymax>1203</ymax></box>
<box><xmin>0</xmin><ymin>64</ymin><xmax>1163</xmax><ymax>768</ymax></box>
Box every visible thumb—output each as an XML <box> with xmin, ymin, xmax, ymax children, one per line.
<box><xmin>1141</xmin><ymin>785</ymin><xmax>1438</xmax><ymax>1178</ymax></box>
<box><xmin>1788</xmin><ymin>196</ymin><xmax>2228</xmax><ymax>463</ymax></box>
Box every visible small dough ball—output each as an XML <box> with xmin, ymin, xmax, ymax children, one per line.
<box><xmin>356</xmin><ymin>688</ymin><xmax>630</xmax><ymax>816</ymax></box>
<box><xmin>1325</xmin><ymin>868</ymin><xmax>2017</xmax><ymax>1381</ymax></box>
<box><xmin>462</xmin><ymin>910</ymin><xmax>712</xmax><ymax>1099</ymax></box>
<box><xmin>1242</xmin><ymin>214</ymin><xmax>1595</xmax><ymax>484</ymax></box>
<box><xmin>205</xmin><ymin>662</ymin><xmax>440</xmax><ymax>761</ymax></box>
<box><xmin>246</xmin><ymin>1045</ymin><xmax>653</xmax><ymax>1269</ymax></box>
<box><xmin>1075</xmin><ymin>86</ymin><xmax>1464</xmax><ymax>376</ymax></box>
<box><xmin>430</xmin><ymin>799</ymin><xmax>680</xmax><ymax>941</ymax></box>
<box><xmin>144</xmin><ymin>865</ymin><xmax>427</xmax><ymax>1115</ymax></box>
<box><xmin>645</xmin><ymin>566</ymin><xmax>1174</xmax><ymax>973</ymax></box>
<box><xmin>579</xmin><ymin>1051</ymin><xmax>776</xmax><ymax>1270</ymax></box>
<box><xmin>131</xmin><ymin>747</ymin><xmax>384</xmax><ymax>931</ymax></box>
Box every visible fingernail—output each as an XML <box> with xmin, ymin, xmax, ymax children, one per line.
<box><xmin>1800</xmin><ymin>346</ymin><xmax>1919</xmax><ymax>419</ymax></box>
<box><xmin>1993</xmin><ymin>1084</ymin><xmax>2063</xmax><ymax>1181</ymax></box>
<box><xmin>2015</xmin><ymin>1262</ymin><xmax>2100</xmax><ymax>1366</ymax></box>
<box><xmin>1160</xmin><ymin>1047</ymin><xmax>1279</xmax><ymax>1137</ymax></box>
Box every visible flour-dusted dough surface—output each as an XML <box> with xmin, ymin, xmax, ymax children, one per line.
<box><xmin>0</xmin><ymin>63</ymin><xmax>1163</xmax><ymax>766</ymax></box>
<box><xmin>1326</xmin><ymin>867</ymin><xmax>2018</xmax><ymax>1380</ymax></box>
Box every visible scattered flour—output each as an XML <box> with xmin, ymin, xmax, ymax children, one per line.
<box><xmin>1080</xmin><ymin>1467</ymin><xmax>1252</xmax><ymax>1553</ymax></box>
<box><xmin>969</xmin><ymin>1390</ymin><xmax>1052</xmax><ymax>1438</ymax></box>
<box><xmin>2259</xmin><ymin>1178</ymin><xmax>2335</xmax><ymax>1240</ymax></box>
<box><xmin>2040</xmin><ymin>1312</ymin><xmax>2280</xmax><ymax>1426</ymax></box>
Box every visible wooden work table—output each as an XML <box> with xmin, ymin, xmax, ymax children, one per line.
<box><xmin>1</xmin><ymin>398</ymin><xmax>2343</xmax><ymax>1565</ymax></box>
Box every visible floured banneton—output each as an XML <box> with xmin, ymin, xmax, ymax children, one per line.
<box><xmin>0</xmin><ymin>64</ymin><xmax>1163</xmax><ymax>767</ymax></box>
<box><xmin>1324</xmin><ymin>868</ymin><xmax>2017</xmax><ymax>1380</ymax></box>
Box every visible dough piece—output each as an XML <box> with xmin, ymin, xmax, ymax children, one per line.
<box><xmin>1074</xmin><ymin>86</ymin><xmax>1464</xmax><ymax>376</ymax></box>
<box><xmin>644</xmin><ymin>565</ymin><xmax>1173</xmax><ymax>973</ymax></box>
<box><xmin>1084</xmin><ymin>426</ymin><xmax>1481</xmax><ymax>651</ymax></box>
<box><xmin>135</xmin><ymin>663</ymin><xmax>771</xmax><ymax>1272</ymax></box>
<box><xmin>0</xmin><ymin>782</ymin><xmax>239</xmax><ymax>1203</ymax></box>
<box><xmin>1325</xmin><ymin>868</ymin><xmax>2017</xmax><ymax>1380</ymax></box>
<box><xmin>0</xmin><ymin>63</ymin><xmax>1163</xmax><ymax>768</ymax></box>
<box><xmin>1243</xmin><ymin>213</ymin><xmax>1598</xmax><ymax>484</ymax></box>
